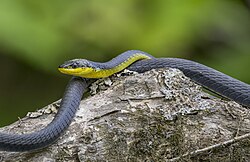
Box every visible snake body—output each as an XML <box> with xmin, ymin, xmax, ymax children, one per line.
<box><xmin>0</xmin><ymin>77</ymin><xmax>90</xmax><ymax>151</ymax></box>
<box><xmin>0</xmin><ymin>50</ymin><xmax>249</xmax><ymax>152</ymax></box>
<box><xmin>127</xmin><ymin>58</ymin><xmax>250</xmax><ymax>106</ymax></box>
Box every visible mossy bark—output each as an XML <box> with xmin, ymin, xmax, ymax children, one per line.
<box><xmin>0</xmin><ymin>68</ymin><xmax>249</xmax><ymax>162</ymax></box>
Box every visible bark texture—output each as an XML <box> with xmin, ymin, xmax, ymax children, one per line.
<box><xmin>0</xmin><ymin>68</ymin><xmax>250</xmax><ymax>162</ymax></box>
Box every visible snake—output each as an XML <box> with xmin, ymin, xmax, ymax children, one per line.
<box><xmin>0</xmin><ymin>50</ymin><xmax>249</xmax><ymax>152</ymax></box>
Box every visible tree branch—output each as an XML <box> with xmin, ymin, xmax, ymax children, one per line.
<box><xmin>0</xmin><ymin>68</ymin><xmax>250</xmax><ymax>161</ymax></box>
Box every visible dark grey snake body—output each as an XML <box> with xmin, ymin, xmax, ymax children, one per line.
<box><xmin>0</xmin><ymin>50</ymin><xmax>249</xmax><ymax>152</ymax></box>
<box><xmin>128</xmin><ymin>58</ymin><xmax>250</xmax><ymax>106</ymax></box>
<box><xmin>0</xmin><ymin>77</ymin><xmax>91</xmax><ymax>152</ymax></box>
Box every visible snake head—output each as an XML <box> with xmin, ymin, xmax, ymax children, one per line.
<box><xmin>58</xmin><ymin>59</ymin><xmax>94</xmax><ymax>69</ymax></box>
<box><xmin>58</xmin><ymin>59</ymin><xmax>97</xmax><ymax>77</ymax></box>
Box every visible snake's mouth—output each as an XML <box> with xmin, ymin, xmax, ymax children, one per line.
<box><xmin>58</xmin><ymin>67</ymin><xmax>94</xmax><ymax>76</ymax></box>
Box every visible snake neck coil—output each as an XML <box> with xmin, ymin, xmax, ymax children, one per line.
<box><xmin>58</xmin><ymin>50</ymin><xmax>153</xmax><ymax>78</ymax></box>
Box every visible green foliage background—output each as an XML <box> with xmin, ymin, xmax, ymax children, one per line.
<box><xmin>0</xmin><ymin>0</ymin><xmax>249</xmax><ymax>126</ymax></box>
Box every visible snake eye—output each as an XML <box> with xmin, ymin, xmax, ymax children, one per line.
<box><xmin>71</xmin><ymin>62</ymin><xmax>78</xmax><ymax>69</ymax></box>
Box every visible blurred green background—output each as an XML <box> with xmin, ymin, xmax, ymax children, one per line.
<box><xmin>0</xmin><ymin>0</ymin><xmax>250</xmax><ymax>126</ymax></box>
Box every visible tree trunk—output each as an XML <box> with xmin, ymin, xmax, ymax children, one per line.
<box><xmin>0</xmin><ymin>68</ymin><xmax>250</xmax><ymax>162</ymax></box>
